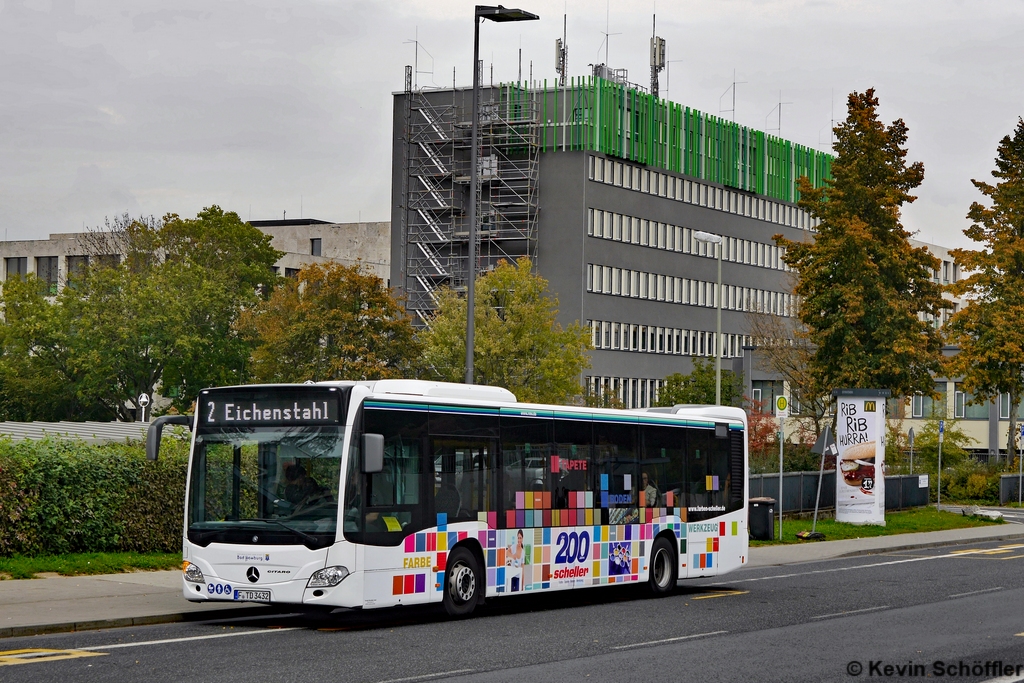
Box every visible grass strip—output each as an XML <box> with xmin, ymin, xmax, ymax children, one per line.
<box><xmin>751</xmin><ymin>506</ymin><xmax>1003</xmax><ymax>546</ymax></box>
<box><xmin>0</xmin><ymin>552</ymin><xmax>181</xmax><ymax>579</ymax></box>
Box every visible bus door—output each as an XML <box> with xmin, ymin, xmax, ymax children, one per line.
<box><xmin>431</xmin><ymin>437</ymin><xmax>497</xmax><ymax>525</ymax></box>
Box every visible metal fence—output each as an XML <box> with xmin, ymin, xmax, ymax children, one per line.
<box><xmin>999</xmin><ymin>474</ymin><xmax>1024</xmax><ymax>505</ymax></box>
<box><xmin>749</xmin><ymin>472</ymin><xmax>930</xmax><ymax>513</ymax></box>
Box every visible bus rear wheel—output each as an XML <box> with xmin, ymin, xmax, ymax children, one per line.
<box><xmin>443</xmin><ymin>547</ymin><xmax>481</xmax><ymax>617</ymax></box>
<box><xmin>648</xmin><ymin>536</ymin><xmax>677</xmax><ymax>596</ymax></box>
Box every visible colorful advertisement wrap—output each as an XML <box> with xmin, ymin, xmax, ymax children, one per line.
<box><xmin>835</xmin><ymin>392</ymin><xmax>886</xmax><ymax>525</ymax></box>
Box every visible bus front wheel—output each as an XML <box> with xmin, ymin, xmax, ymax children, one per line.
<box><xmin>443</xmin><ymin>547</ymin><xmax>481</xmax><ymax>617</ymax></box>
<box><xmin>648</xmin><ymin>536</ymin><xmax>677</xmax><ymax>596</ymax></box>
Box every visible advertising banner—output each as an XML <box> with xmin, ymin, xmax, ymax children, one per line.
<box><xmin>833</xmin><ymin>389</ymin><xmax>890</xmax><ymax>525</ymax></box>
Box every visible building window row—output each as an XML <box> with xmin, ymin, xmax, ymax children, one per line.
<box><xmin>3</xmin><ymin>255</ymin><xmax>113</xmax><ymax>295</ymax></box>
<box><xmin>587</xmin><ymin>208</ymin><xmax>789</xmax><ymax>272</ymax></box>
<box><xmin>588</xmin><ymin>319</ymin><xmax>750</xmax><ymax>360</ymax></box>
<box><xmin>587</xmin><ymin>375</ymin><xmax>664</xmax><ymax>410</ymax></box>
<box><xmin>587</xmin><ymin>154</ymin><xmax>819</xmax><ymax>231</ymax></box>
<box><xmin>586</xmin><ymin>262</ymin><xmax>794</xmax><ymax>318</ymax></box>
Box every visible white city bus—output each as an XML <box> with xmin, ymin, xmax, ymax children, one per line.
<box><xmin>147</xmin><ymin>380</ymin><xmax>749</xmax><ymax>617</ymax></box>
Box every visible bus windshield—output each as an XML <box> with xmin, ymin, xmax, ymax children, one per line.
<box><xmin>187</xmin><ymin>424</ymin><xmax>346</xmax><ymax>549</ymax></box>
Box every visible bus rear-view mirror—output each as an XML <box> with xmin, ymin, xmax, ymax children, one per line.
<box><xmin>362</xmin><ymin>433</ymin><xmax>384</xmax><ymax>473</ymax></box>
<box><xmin>146</xmin><ymin>415</ymin><xmax>193</xmax><ymax>461</ymax></box>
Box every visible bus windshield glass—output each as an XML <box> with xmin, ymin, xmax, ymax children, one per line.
<box><xmin>187</xmin><ymin>387</ymin><xmax>348</xmax><ymax>549</ymax></box>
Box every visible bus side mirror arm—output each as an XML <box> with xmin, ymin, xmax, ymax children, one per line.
<box><xmin>146</xmin><ymin>415</ymin><xmax>193</xmax><ymax>461</ymax></box>
<box><xmin>362</xmin><ymin>433</ymin><xmax>384</xmax><ymax>473</ymax></box>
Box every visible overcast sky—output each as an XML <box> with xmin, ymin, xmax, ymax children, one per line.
<box><xmin>2</xmin><ymin>0</ymin><xmax>1022</xmax><ymax>248</ymax></box>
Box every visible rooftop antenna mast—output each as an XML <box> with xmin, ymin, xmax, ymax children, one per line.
<box><xmin>403</xmin><ymin>29</ymin><xmax>437</xmax><ymax>88</ymax></box>
<box><xmin>555</xmin><ymin>12</ymin><xmax>568</xmax><ymax>86</ymax></box>
<box><xmin>719</xmin><ymin>69</ymin><xmax>747</xmax><ymax>122</ymax></box>
<box><xmin>650</xmin><ymin>14</ymin><xmax>665</xmax><ymax>97</ymax></box>
<box><xmin>596</xmin><ymin>1</ymin><xmax>620</xmax><ymax>67</ymax></box>
<box><xmin>764</xmin><ymin>91</ymin><xmax>793</xmax><ymax>135</ymax></box>
<box><xmin>818</xmin><ymin>90</ymin><xmax>836</xmax><ymax>149</ymax></box>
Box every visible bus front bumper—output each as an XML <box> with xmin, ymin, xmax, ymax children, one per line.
<box><xmin>183</xmin><ymin>570</ymin><xmax>363</xmax><ymax>609</ymax></box>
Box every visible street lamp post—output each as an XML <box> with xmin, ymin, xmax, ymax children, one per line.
<box><xmin>465</xmin><ymin>5</ymin><xmax>539</xmax><ymax>385</ymax></box>
<box><xmin>693</xmin><ymin>231</ymin><xmax>724</xmax><ymax>405</ymax></box>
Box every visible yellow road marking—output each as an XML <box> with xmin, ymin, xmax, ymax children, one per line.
<box><xmin>693</xmin><ymin>590</ymin><xmax>749</xmax><ymax>600</ymax></box>
<box><xmin>0</xmin><ymin>649</ymin><xmax>106</xmax><ymax>666</ymax></box>
<box><xmin>950</xmin><ymin>544</ymin><xmax>1024</xmax><ymax>556</ymax></box>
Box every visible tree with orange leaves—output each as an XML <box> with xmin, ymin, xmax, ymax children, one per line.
<box><xmin>238</xmin><ymin>262</ymin><xmax>420</xmax><ymax>382</ymax></box>
<box><xmin>776</xmin><ymin>89</ymin><xmax>946</xmax><ymax>403</ymax></box>
<box><xmin>946</xmin><ymin>118</ymin><xmax>1024</xmax><ymax>462</ymax></box>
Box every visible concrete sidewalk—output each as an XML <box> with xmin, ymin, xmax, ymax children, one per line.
<box><xmin>0</xmin><ymin>570</ymin><xmax>269</xmax><ymax>638</ymax></box>
<box><xmin>4</xmin><ymin>523</ymin><xmax>1024</xmax><ymax>639</ymax></box>
<box><xmin>746</xmin><ymin>521</ymin><xmax>1024</xmax><ymax>568</ymax></box>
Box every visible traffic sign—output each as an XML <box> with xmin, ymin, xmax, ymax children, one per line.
<box><xmin>775</xmin><ymin>395</ymin><xmax>789</xmax><ymax>419</ymax></box>
<box><xmin>938</xmin><ymin>419</ymin><xmax>944</xmax><ymax>444</ymax></box>
<box><xmin>138</xmin><ymin>393</ymin><xmax>151</xmax><ymax>408</ymax></box>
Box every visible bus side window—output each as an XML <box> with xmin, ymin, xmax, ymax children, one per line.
<box><xmin>430</xmin><ymin>410</ymin><xmax>499</xmax><ymax>523</ymax></box>
<box><xmin>593</xmin><ymin>420</ymin><xmax>638</xmax><ymax>526</ymax></box>
<box><xmin>431</xmin><ymin>438</ymin><xmax>495</xmax><ymax>522</ymax></box>
<box><xmin>638</xmin><ymin>425</ymin><xmax>684</xmax><ymax>512</ymax></box>
<box><xmin>709</xmin><ymin>429</ymin><xmax>731</xmax><ymax>510</ymax></box>
<box><xmin>551</xmin><ymin>418</ymin><xmax>591</xmax><ymax>512</ymax></box>
<box><xmin>686</xmin><ymin>428</ymin><xmax>711</xmax><ymax>518</ymax></box>
<box><xmin>500</xmin><ymin>416</ymin><xmax>553</xmax><ymax>526</ymax></box>
<box><xmin>346</xmin><ymin>407</ymin><xmax>429</xmax><ymax>545</ymax></box>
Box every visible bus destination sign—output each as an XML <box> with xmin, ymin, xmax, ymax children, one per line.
<box><xmin>202</xmin><ymin>393</ymin><xmax>341</xmax><ymax>426</ymax></box>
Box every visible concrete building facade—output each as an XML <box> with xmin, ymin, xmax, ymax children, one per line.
<box><xmin>391</xmin><ymin>76</ymin><xmax>828</xmax><ymax>409</ymax></box>
<box><xmin>0</xmin><ymin>218</ymin><xmax>391</xmax><ymax>291</ymax></box>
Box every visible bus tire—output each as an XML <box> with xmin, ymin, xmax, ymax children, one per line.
<box><xmin>443</xmin><ymin>547</ymin><xmax>481</xmax><ymax>617</ymax></box>
<box><xmin>648</xmin><ymin>536</ymin><xmax>677</xmax><ymax>596</ymax></box>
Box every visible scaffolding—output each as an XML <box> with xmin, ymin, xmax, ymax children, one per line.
<box><xmin>400</xmin><ymin>78</ymin><xmax>540</xmax><ymax>324</ymax></box>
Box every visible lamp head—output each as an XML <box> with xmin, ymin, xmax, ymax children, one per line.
<box><xmin>476</xmin><ymin>5</ymin><xmax>539</xmax><ymax>21</ymax></box>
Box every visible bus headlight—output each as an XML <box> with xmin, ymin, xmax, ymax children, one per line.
<box><xmin>183</xmin><ymin>561</ymin><xmax>205</xmax><ymax>584</ymax></box>
<box><xmin>307</xmin><ymin>566</ymin><xmax>350</xmax><ymax>588</ymax></box>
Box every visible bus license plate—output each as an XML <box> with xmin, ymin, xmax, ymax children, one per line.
<box><xmin>233</xmin><ymin>589</ymin><xmax>271</xmax><ymax>603</ymax></box>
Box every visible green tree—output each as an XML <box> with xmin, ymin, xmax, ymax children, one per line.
<box><xmin>655</xmin><ymin>358</ymin><xmax>743</xmax><ymax>407</ymax></box>
<box><xmin>158</xmin><ymin>207</ymin><xmax>283</xmax><ymax>406</ymax></box>
<box><xmin>0</xmin><ymin>276</ymin><xmax>109</xmax><ymax>420</ymax></box>
<box><xmin>777</xmin><ymin>89</ymin><xmax>946</xmax><ymax>403</ymax></box>
<box><xmin>238</xmin><ymin>261</ymin><xmax>420</xmax><ymax>382</ymax></box>
<box><xmin>420</xmin><ymin>257</ymin><xmax>592</xmax><ymax>404</ymax></box>
<box><xmin>908</xmin><ymin>416</ymin><xmax>975</xmax><ymax>484</ymax></box>
<box><xmin>0</xmin><ymin>207</ymin><xmax>281</xmax><ymax>420</ymax></box>
<box><xmin>946</xmin><ymin>118</ymin><xmax>1024</xmax><ymax>462</ymax></box>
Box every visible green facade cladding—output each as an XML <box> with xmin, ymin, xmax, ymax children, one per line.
<box><xmin>509</xmin><ymin>76</ymin><xmax>833</xmax><ymax>204</ymax></box>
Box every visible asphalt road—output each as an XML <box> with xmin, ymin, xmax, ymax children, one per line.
<box><xmin>4</xmin><ymin>539</ymin><xmax>1024</xmax><ymax>683</ymax></box>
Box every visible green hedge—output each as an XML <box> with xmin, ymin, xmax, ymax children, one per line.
<box><xmin>0</xmin><ymin>436</ymin><xmax>189</xmax><ymax>557</ymax></box>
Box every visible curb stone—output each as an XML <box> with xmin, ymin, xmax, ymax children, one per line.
<box><xmin>0</xmin><ymin>606</ymin><xmax>277</xmax><ymax>640</ymax></box>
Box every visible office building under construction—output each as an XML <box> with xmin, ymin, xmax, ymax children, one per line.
<box><xmin>390</xmin><ymin>65</ymin><xmax>833</xmax><ymax>408</ymax></box>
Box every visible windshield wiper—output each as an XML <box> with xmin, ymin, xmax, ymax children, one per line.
<box><xmin>261</xmin><ymin>519</ymin><xmax>323</xmax><ymax>547</ymax></box>
<box><xmin>190</xmin><ymin>528</ymin><xmax>226</xmax><ymax>541</ymax></box>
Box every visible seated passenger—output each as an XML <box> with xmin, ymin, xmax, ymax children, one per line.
<box><xmin>641</xmin><ymin>471</ymin><xmax>659</xmax><ymax>507</ymax></box>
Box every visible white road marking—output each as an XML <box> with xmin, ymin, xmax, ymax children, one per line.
<box><xmin>949</xmin><ymin>586</ymin><xmax>1004</xmax><ymax>598</ymax></box>
<box><xmin>376</xmin><ymin>670</ymin><xmax>475</xmax><ymax>683</ymax></box>
<box><xmin>611</xmin><ymin>630</ymin><xmax>728</xmax><ymax>650</ymax></box>
<box><xmin>77</xmin><ymin>627</ymin><xmax>302</xmax><ymax>651</ymax></box>
<box><xmin>811</xmin><ymin>605</ymin><xmax>890</xmax><ymax>620</ymax></box>
<box><xmin>722</xmin><ymin>545</ymin><xmax>1021</xmax><ymax>585</ymax></box>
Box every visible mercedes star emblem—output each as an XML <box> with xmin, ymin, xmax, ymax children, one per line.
<box><xmin>246</xmin><ymin>566</ymin><xmax>260</xmax><ymax>583</ymax></box>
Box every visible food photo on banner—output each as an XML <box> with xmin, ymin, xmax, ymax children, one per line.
<box><xmin>833</xmin><ymin>389</ymin><xmax>891</xmax><ymax>526</ymax></box>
